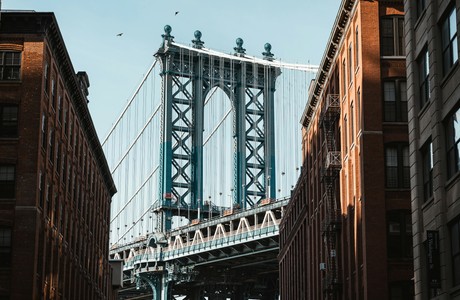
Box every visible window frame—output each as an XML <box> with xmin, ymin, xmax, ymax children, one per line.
<box><xmin>0</xmin><ymin>164</ymin><xmax>16</xmax><ymax>198</ymax></box>
<box><xmin>450</xmin><ymin>217</ymin><xmax>460</xmax><ymax>287</ymax></box>
<box><xmin>0</xmin><ymin>51</ymin><xmax>21</xmax><ymax>81</ymax></box>
<box><xmin>441</xmin><ymin>6</ymin><xmax>458</xmax><ymax>75</ymax></box>
<box><xmin>387</xmin><ymin>210</ymin><xmax>413</xmax><ymax>259</ymax></box>
<box><xmin>446</xmin><ymin>106</ymin><xmax>460</xmax><ymax>178</ymax></box>
<box><xmin>0</xmin><ymin>227</ymin><xmax>12</xmax><ymax>267</ymax></box>
<box><xmin>385</xmin><ymin>143</ymin><xmax>410</xmax><ymax>189</ymax></box>
<box><xmin>0</xmin><ymin>104</ymin><xmax>19</xmax><ymax>138</ymax></box>
<box><xmin>418</xmin><ymin>48</ymin><xmax>430</xmax><ymax>108</ymax></box>
<box><xmin>383</xmin><ymin>78</ymin><xmax>408</xmax><ymax>122</ymax></box>
<box><xmin>421</xmin><ymin>140</ymin><xmax>433</xmax><ymax>202</ymax></box>
<box><xmin>381</xmin><ymin>15</ymin><xmax>406</xmax><ymax>57</ymax></box>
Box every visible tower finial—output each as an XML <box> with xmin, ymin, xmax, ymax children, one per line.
<box><xmin>262</xmin><ymin>43</ymin><xmax>274</xmax><ymax>61</ymax></box>
<box><xmin>162</xmin><ymin>25</ymin><xmax>174</xmax><ymax>45</ymax></box>
<box><xmin>234</xmin><ymin>38</ymin><xmax>246</xmax><ymax>56</ymax></box>
<box><xmin>192</xmin><ymin>30</ymin><xmax>205</xmax><ymax>49</ymax></box>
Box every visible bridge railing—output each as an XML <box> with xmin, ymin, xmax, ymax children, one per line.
<box><xmin>123</xmin><ymin>223</ymin><xmax>280</xmax><ymax>269</ymax></box>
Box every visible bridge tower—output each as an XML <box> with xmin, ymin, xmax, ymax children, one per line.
<box><xmin>155</xmin><ymin>25</ymin><xmax>280</xmax><ymax>232</ymax></box>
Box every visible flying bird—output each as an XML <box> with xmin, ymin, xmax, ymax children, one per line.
<box><xmin>175</xmin><ymin>11</ymin><xmax>179</xmax><ymax>15</ymax></box>
<box><xmin>116</xmin><ymin>33</ymin><xmax>123</xmax><ymax>37</ymax></box>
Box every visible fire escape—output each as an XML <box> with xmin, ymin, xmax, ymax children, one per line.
<box><xmin>320</xmin><ymin>94</ymin><xmax>341</xmax><ymax>299</ymax></box>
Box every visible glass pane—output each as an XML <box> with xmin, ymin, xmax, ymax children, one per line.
<box><xmin>386</xmin><ymin>167</ymin><xmax>398</xmax><ymax>187</ymax></box>
<box><xmin>385</xmin><ymin>102</ymin><xmax>396</xmax><ymax>121</ymax></box>
<box><xmin>0</xmin><ymin>166</ymin><xmax>14</xmax><ymax>181</ymax></box>
<box><xmin>400</xmin><ymin>81</ymin><xmax>407</xmax><ymax>102</ymax></box>
<box><xmin>384</xmin><ymin>82</ymin><xmax>396</xmax><ymax>102</ymax></box>
<box><xmin>452</xmin><ymin>221</ymin><xmax>460</xmax><ymax>255</ymax></box>
<box><xmin>0</xmin><ymin>228</ymin><xmax>11</xmax><ymax>247</ymax></box>
<box><xmin>454</xmin><ymin>109</ymin><xmax>460</xmax><ymax>142</ymax></box>
<box><xmin>386</xmin><ymin>148</ymin><xmax>398</xmax><ymax>166</ymax></box>
<box><xmin>403</xmin><ymin>146</ymin><xmax>409</xmax><ymax>166</ymax></box>
<box><xmin>449</xmin><ymin>9</ymin><xmax>457</xmax><ymax>40</ymax></box>
<box><xmin>454</xmin><ymin>255</ymin><xmax>460</xmax><ymax>286</ymax></box>
<box><xmin>3</xmin><ymin>106</ymin><xmax>18</xmax><ymax>122</ymax></box>
<box><xmin>453</xmin><ymin>36</ymin><xmax>458</xmax><ymax>65</ymax></box>
<box><xmin>442</xmin><ymin>19</ymin><xmax>450</xmax><ymax>50</ymax></box>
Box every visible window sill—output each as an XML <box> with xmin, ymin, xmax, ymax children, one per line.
<box><xmin>418</xmin><ymin>99</ymin><xmax>431</xmax><ymax>119</ymax></box>
<box><xmin>414</xmin><ymin>9</ymin><xmax>427</xmax><ymax>30</ymax></box>
<box><xmin>384</xmin><ymin>187</ymin><xmax>411</xmax><ymax>192</ymax></box>
<box><xmin>450</xmin><ymin>284</ymin><xmax>460</xmax><ymax>297</ymax></box>
<box><xmin>0</xmin><ymin>136</ymin><xmax>19</xmax><ymax>141</ymax></box>
<box><xmin>0</xmin><ymin>80</ymin><xmax>22</xmax><ymax>84</ymax></box>
<box><xmin>421</xmin><ymin>196</ymin><xmax>434</xmax><ymax>211</ymax></box>
<box><xmin>380</xmin><ymin>56</ymin><xmax>406</xmax><ymax>60</ymax></box>
<box><xmin>446</xmin><ymin>170</ymin><xmax>460</xmax><ymax>190</ymax></box>
<box><xmin>382</xmin><ymin>121</ymin><xmax>408</xmax><ymax>126</ymax></box>
<box><xmin>441</xmin><ymin>60</ymin><xmax>459</xmax><ymax>88</ymax></box>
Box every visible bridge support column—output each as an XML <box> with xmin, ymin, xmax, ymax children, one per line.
<box><xmin>137</xmin><ymin>273</ymin><xmax>170</xmax><ymax>300</ymax></box>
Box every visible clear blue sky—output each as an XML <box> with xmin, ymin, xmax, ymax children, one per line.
<box><xmin>3</xmin><ymin>0</ymin><xmax>339</xmax><ymax>138</ymax></box>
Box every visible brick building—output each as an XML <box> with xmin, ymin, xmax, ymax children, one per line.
<box><xmin>279</xmin><ymin>0</ymin><xmax>413</xmax><ymax>299</ymax></box>
<box><xmin>405</xmin><ymin>0</ymin><xmax>460</xmax><ymax>298</ymax></box>
<box><xmin>0</xmin><ymin>11</ymin><xmax>117</xmax><ymax>299</ymax></box>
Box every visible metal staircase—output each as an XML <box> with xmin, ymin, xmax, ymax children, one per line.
<box><xmin>320</xmin><ymin>94</ymin><xmax>341</xmax><ymax>298</ymax></box>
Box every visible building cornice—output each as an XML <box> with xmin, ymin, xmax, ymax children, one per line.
<box><xmin>300</xmin><ymin>0</ymin><xmax>356</xmax><ymax>129</ymax></box>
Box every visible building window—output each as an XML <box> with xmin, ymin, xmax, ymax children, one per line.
<box><xmin>0</xmin><ymin>227</ymin><xmax>12</xmax><ymax>267</ymax></box>
<box><xmin>451</xmin><ymin>218</ymin><xmax>460</xmax><ymax>286</ymax></box>
<box><xmin>51</xmin><ymin>79</ymin><xmax>57</xmax><ymax>109</ymax></box>
<box><xmin>57</xmin><ymin>96</ymin><xmax>62</xmax><ymax>124</ymax></box>
<box><xmin>387</xmin><ymin>210</ymin><xmax>412</xmax><ymax>259</ymax></box>
<box><xmin>348</xmin><ymin>43</ymin><xmax>353</xmax><ymax>84</ymax></box>
<box><xmin>446</xmin><ymin>107</ymin><xmax>460</xmax><ymax>178</ymax></box>
<box><xmin>355</xmin><ymin>26</ymin><xmax>359</xmax><ymax>68</ymax></box>
<box><xmin>385</xmin><ymin>144</ymin><xmax>410</xmax><ymax>188</ymax></box>
<box><xmin>441</xmin><ymin>6</ymin><xmax>458</xmax><ymax>75</ymax></box>
<box><xmin>418</xmin><ymin>48</ymin><xmax>430</xmax><ymax>108</ymax></box>
<box><xmin>38</xmin><ymin>171</ymin><xmax>44</xmax><ymax>208</ymax></box>
<box><xmin>0</xmin><ymin>165</ymin><xmax>15</xmax><ymax>198</ymax></box>
<box><xmin>0</xmin><ymin>51</ymin><xmax>21</xmax><ymax>80</ymax></box>
<box><xmin>422</xmin><ymin>140</ymin><xmax>433</xmax><ymax>202</ymax></box>
<box><xmin>417</xmin><ymin>0</ymin><xmax>426</xmax><ymax>19</ymax></box>
<box><xmin>350</xmin><ymin>102</ymin><xmax>354</xmax><ymax>145</ymax></box>
<box><xmin>389</xmin><ymin>281</ymin><xmax>414</xmax><ymax>299</ymax></box>
<box><xmin>381</xmin><ymin>16</ymin><xmax>405</xmax><ymax>56</ymax></box>
<box><xmin>343</xmin><ymin>115</ymin><xmax>348</xmax><ymax>154</ymax></box>
<box><xmin>383</xmin><ymin>79</ymin><xmax>407</xmax><ymax>122</ymax></box>
<box><xmin>48</xmin><ymin>129</ymin><xmax>54</xmax><ymax>163</ymax></box>
<box><xmin>0</xmin><ymin>105</ymin><xmax>18</xmax><ymax>137</ymax></box>
<box><xmin>357</xmin><ymin>88</ymin><xmax>361</xmax><ymax>129</ymax></box>
<box><xmin>342</xmin><ymin>59</ymin><xmax>346</xmax><ymax>96</ymax></box>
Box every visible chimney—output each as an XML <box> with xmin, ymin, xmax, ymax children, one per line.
<box><xmin>76</xmin><ymin>71</ymin><xmax>90</xmax><ymax>103</ymax></box>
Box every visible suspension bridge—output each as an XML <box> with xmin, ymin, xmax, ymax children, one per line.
<box><xmin>105</xmin><ymin>25</ymin><xmax>317</xmax><ymax>299</ymax></box>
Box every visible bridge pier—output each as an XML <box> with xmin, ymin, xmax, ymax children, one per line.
<box><xmin>136</xmin><ymin>272</ymin><xmax>170</xmax><ymax>300</ymax></box>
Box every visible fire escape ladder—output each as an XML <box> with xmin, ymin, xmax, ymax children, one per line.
<box><xmin>320</xmin><ymin>94</ymin><xmax>341</xmax><ymax>297</ymax></box>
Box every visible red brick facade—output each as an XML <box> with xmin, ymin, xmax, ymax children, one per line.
<box><xmin>279</xmin><ymin>1</ymin><xmax>413</xmax><ymax>299</ymax></box>
<box><xmin>0</xmin><ymin>12</ymin><xmax>116</xmax><ymax>299</ymax></box>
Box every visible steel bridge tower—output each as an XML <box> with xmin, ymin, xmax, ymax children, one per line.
<box><xmin>155</xmin><ymin>25</ymin><xmax>280</xmax><ymax>233</ymax></box>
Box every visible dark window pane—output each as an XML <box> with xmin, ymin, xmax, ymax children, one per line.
<box><xmin>0</xmin><ymin>105</ymin><xmax>18</xmax><ymax>137</ymax></box>
<box><xmin>447</xmin><ymin>108</ymin><xmax>460</xmax><ymax>178</ymax></box>
<box><xmin>0</xmin><ymin>165</ymin><xmax>15</xmax><ymax>198</ymax></box>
